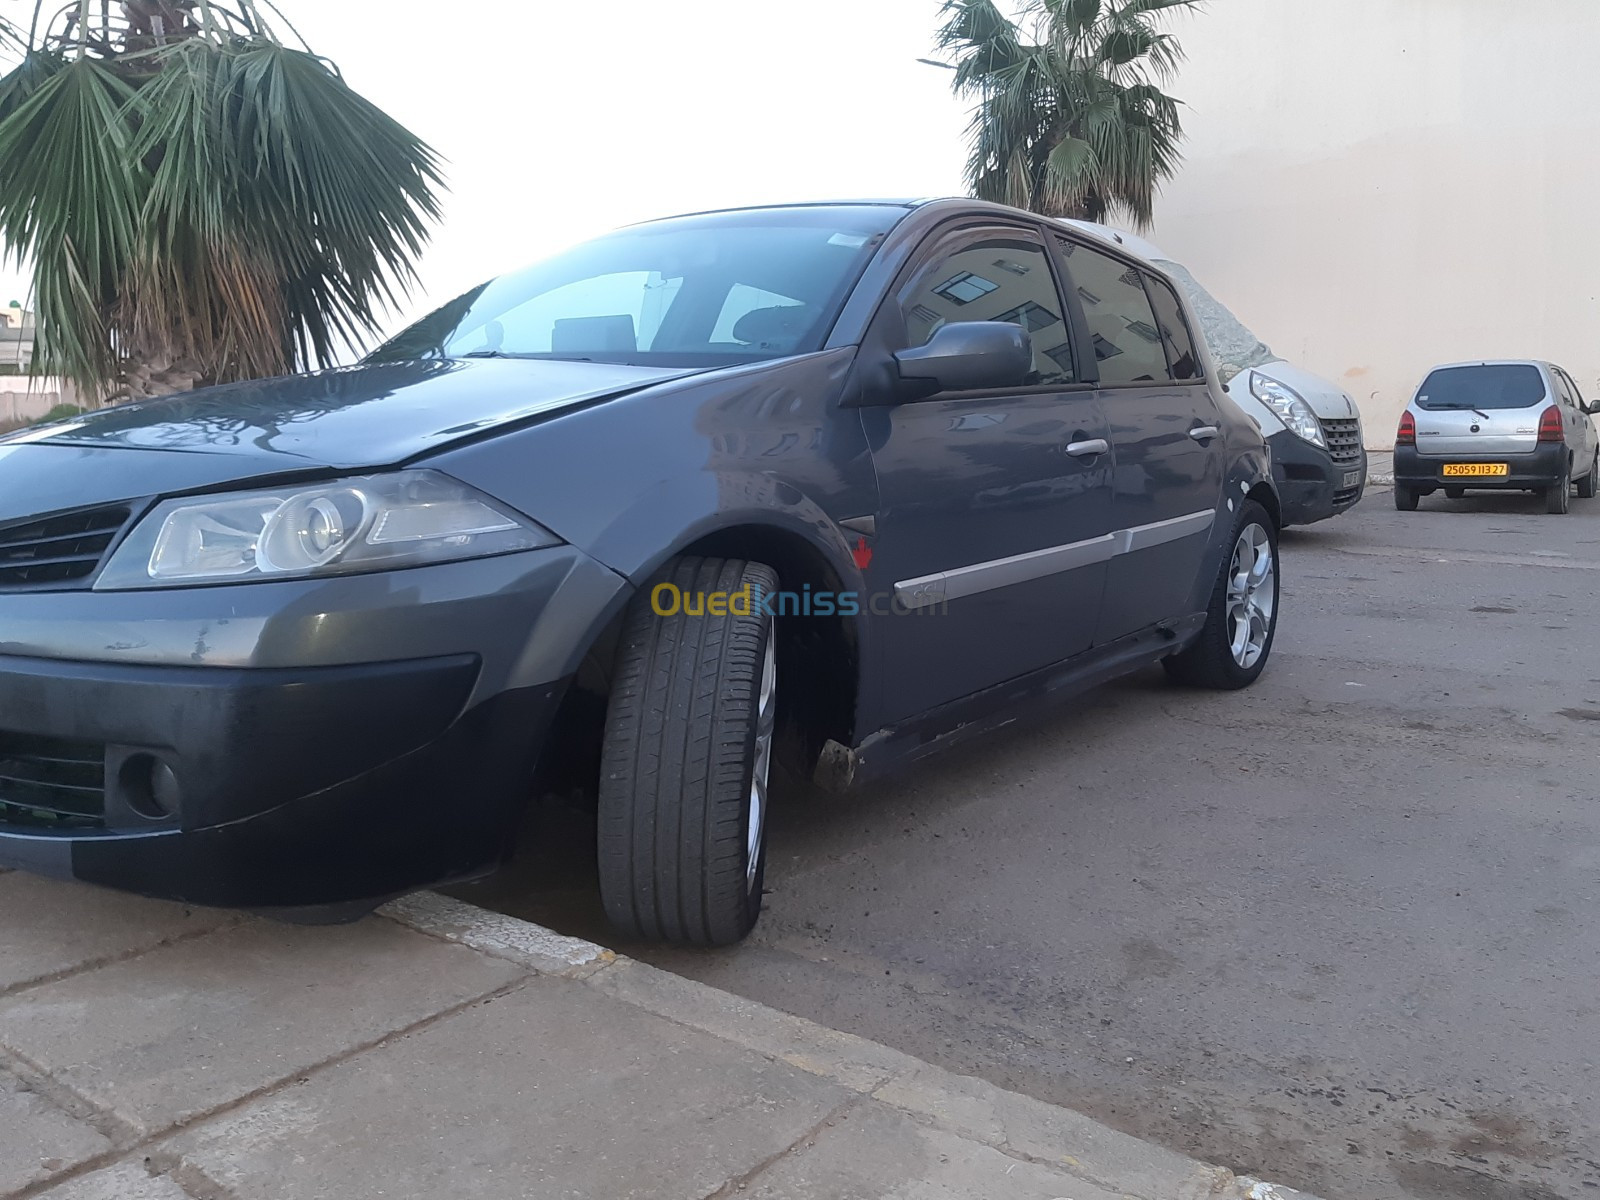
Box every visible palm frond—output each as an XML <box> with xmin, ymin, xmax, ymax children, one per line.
<box><xmin>0</xmin><ymin>4</ymin><xmax>444</xmax><ymax>398</ymax></box>
<box><xmin>936</xmin><ymin>0</ymin><xmax>1195</xmax><ymax>229</ymax></box>
<box><xmin>0</xmin><ymin>56</ymin><xmax>144</xmax><ymax>391</ymax></box>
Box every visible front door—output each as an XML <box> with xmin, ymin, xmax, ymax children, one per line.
<box><xmin>860</xmin><ymin>224</ymin><xmax>1114</xmax><ymax>724</ymax></box>
<box><xmin>1053</xmin><ymin>235</ymin><xmax>1224</xmax><ymax>640</ymax></box>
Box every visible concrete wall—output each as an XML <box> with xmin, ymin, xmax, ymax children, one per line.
<box><xmin>1148</xmin><ymin>0</ymin><xmax>1600</xmax><ymax>445</ymax></box>
<box><xmin>0</xmin><ymin>381</ymin><xmax>78</xmax><ymax>425</ymax></box>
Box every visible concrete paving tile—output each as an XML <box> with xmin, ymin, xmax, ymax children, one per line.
<box><xmin>163</xmin><ymin>974</ymin><xmax>852</xmax><ymax>1200</ymax></box>
<box><xmin>0</xmin><ymin>1068</ymin><xmax>115</xmax><ymax>1197</ymax></box>
<box><xmin>0</xmin><ymin>918</ymin><xmax>524</xmax><ymax>1136</ymax></box>
<box><xmin>31</xmin><ymin>1161</ymin><xmax>190</xmax><ymax>1200</ymax></box>
<box><xmin>0</xmin><ymin>874</ymin><xmax>232</xmax><ymax>994</ymax></box>
<box><xmin>744</xmin><ymin>1100</ymin><xmax>1124</xmax><ymax>1200</ymax></box>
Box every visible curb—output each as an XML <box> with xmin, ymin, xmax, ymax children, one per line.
<box><xmin>381</xmin><ymin>891</ymin><xmax>1323</xmax><ymax>1200</ymax></box>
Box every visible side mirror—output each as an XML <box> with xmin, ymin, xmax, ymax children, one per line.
<box><xmin>893</xmin><ymin>321</ymin><xmax>1032</xmax><ymax>396</ymax></box>
<box><xmin>1586</xmin><ymin>400</ymin><xmax>1600</xmax><ymax>416</ymax></box>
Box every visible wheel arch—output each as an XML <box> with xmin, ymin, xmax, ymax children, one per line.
<box><xmin>535</xmin><ymin>519</ymin><xmax>864</xmax><ymax>805</ymax></box>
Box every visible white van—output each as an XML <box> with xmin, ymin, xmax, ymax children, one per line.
<box><xmin>1062</xmin><ymin>221</ymin><xmax>1366</xmax><ymax>527</ymax></box>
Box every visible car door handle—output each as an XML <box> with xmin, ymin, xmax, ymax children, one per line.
<box><xmin>1189</xmin><ymin>425</ymin><xmax>1221</xmax><ymax>442</ymax></box>
<box><xmin>1065</xmin><ymin>438</ymin><xmax>1109</xmax><ymax>458</ymax></box>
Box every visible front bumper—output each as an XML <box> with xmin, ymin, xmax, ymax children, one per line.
<box><xmin>1268</xmin><ymin>430</ymin><xmax>1365</xmax><ymax>526</ymax></box>
<box><xmin>1393</xmin><ymin>444</ymin><xmax>1566</xmax><ymax>490</ymax></box>
<box><xmin>0</xmin><ymin>545</ymin><xmax>629</xmax><ymax>908</ymax></box>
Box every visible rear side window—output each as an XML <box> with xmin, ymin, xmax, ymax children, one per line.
<box><xmin>1055</xmin><ymin>238</ymin><xmax>1168</xmax><ymax>384</ymax></box>
<box><xmin>1143</xmin><ymin>274</ymin><xmax>1202</xmax><ymax>380</ymax></box>
<box><xmin>1415</xmin><ymin>365</ymin><xmax>1547</xmax><ymax>410</ymax></box>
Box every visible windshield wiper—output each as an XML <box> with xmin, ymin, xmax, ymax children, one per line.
<box><xmin>460</xmin><ymin>349</ymin><xmax>512</xmax><ymax>359</ymax></box>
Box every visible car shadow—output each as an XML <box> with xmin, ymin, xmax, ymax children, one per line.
<box><xmin>448</xmin><ymin>668</ymin><xmax>1175</xmax><ymax>951</ymax></box>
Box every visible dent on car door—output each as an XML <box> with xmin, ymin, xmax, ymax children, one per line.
<box><xmin>858</xmin><ymin>224</ymin><xmax>1115</xmax><ymax>724</ymax></box>
<box><xmin>1052</xmin><ymin>236</ymin><xmax>1224</xmax><ymax>641</ymax></box>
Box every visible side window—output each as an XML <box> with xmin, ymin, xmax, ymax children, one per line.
<box><xmin>1143</xmin><ymin>273</ymin><xmax>1202</xmax><ymax>381</ymax></box>
<box><xmin>1054</xmin><ymin>238</ymin><xmax>1169</xmax><ymax>384</ymax></box>
<box><xmin>1565</xmin><ymin>371</ymin><xmax>1590</xmax><ymax>411</ymax></box>
<box><xmin>1556</xmin><ymin>368</ymin><xmax>1581</xmax><ymax>410</ymax></box>
<box><xmin>901</xmin><ymin>234</ymin><xmax>1078</xmax><ymax>386</ymax></box>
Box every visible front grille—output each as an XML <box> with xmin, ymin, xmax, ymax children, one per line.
<box><xmin>0</xmin><ymin>732</ymin><xmax>107</xmax><ymax>830</ymax></box>
<box><xmin>0</xmin><ymin>504</ymin><xmax>132</xmax><ymax>592</ymax></box>
<box><xmin>1333</xmin><ymin>485</ymin><xmax>1362</xmax><ymax>506</ymax></box>
<box><xmin>1321</xmin><ymin>417</ymin><xmax>1364</xmax><ymax>465</ymax></box>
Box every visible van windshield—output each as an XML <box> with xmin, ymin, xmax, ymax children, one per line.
<box><xmin>1415</xmin><ymin>365</ymin><xmax>1547</xmax><ymax>410</ymax></box>
<box><xmin>1153</xmin><ymin>260</ymin><xmax>1275</xmax><ymax>384</ymax></box>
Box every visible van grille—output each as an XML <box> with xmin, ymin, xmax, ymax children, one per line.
<box><xmin>0</xmin><ymin>504</ymin><xmax>132</xmax><ymax>592</ymax></box>
<box><xmin>1321</xmin><ymin>418</ymin><xmax>1364</xmax><ymax>465</ymax></box>
<box><xmin>0</xmin><ymin>732</ymin><xmax>107</xmax><ymax>829</ymax></box>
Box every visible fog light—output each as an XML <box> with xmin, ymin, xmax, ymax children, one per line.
<box><xmin>120</xmin><ymin>754</ymin><xmax>181</xmax><ymax>821</ymax></box>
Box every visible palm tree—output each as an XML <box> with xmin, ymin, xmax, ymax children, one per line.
<box><xmin>0</xmin><ymin>1</ymin><xmax>444</xmax><ymax>401</ymax></box>
<box><xmin>933</xmin><ymin>0</ymin><xmax>1201</xmax><ymax>229</ymax></box>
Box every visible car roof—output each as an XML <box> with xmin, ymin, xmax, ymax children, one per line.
<box><xmin>1425</xmin><ymin>360</ymin><xmax>1555</xmax><ymax>372</ymax></box>
<box><xmin>1055</xmin><ymin>218</ymin><xmax>1170</xmax><ymax>263</ymax></box>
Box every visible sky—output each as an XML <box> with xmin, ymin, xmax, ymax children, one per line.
<box><xmin>0</xmin><ymin>0</ymin><xmax>976</xmax><ymax>350</ymax></box>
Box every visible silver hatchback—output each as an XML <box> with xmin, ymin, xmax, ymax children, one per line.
<box><xmin>1392</xmin><ymin>360</ymin><xmax>1600</xmax><ymax>513</ymax></box>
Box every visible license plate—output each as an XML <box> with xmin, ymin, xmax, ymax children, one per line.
<box><xmin>1442</xmin><ymin>463</ymin><xmax>1508</xmax><ymax>477</ymax></box>
<box><xmin>1342</xmin><ymin>470</ymin><xmax>1361</xmax><ymax>488</ymax></box>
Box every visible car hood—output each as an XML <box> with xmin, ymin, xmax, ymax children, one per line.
<box><xmin>1252</xmin><ymin>360</ymin><xmax>1360</xmax><ymax>421</ymax></box>
<box><xmin>1</xmin><ymin>358</ymin><xmax>699</xmax><ymax>469</ymax></box>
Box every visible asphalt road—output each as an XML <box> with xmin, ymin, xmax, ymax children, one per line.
<box><xmin>460</xmin><ymin>483</ymin><xmax>1600</xmax><ymax>1200</ymax></box>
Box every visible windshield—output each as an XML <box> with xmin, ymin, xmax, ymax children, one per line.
<box><xmin>369</xmin><ymin>208</ymin><xmax>897</xmax><ymax>368</ymax></box>
<box><xmin>1415</xmin><ymin>364</ymin><xmax>1548</xmax><ymax>410</ymax></box>
<box><xmin>1152</xmin><ymin>259</ymin><xmax>1275</xmax><ymax>384</ymax></box>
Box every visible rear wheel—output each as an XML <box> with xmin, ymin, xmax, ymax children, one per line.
<box><xmin>1394</xmin><ymin>485</ymin><xmax>1419</xmax><ymax>511</ymax></box>
<box><xmin>1444</xmin><ymin>487</ymin><xmax>1465</xmax><ymax>500</ymax></box>
<box><xmin>597</xmin><ymin>556</ymin><xmax>779</xmax><ymax>945</ymax></box>
<box><xmin>1546</xmin><ymin>469</ymin><xmax>1571</xmax><ymax>514</ymax></box>
<box><xmin>1164</xmin><ymin>500</ymin><xmax>1279</xmax><ymax>690</ymax></box>
<box><xmin>1578</xmin><ymin>451</ymin><xmax>1599</xmax><ymax>499</ymax></box>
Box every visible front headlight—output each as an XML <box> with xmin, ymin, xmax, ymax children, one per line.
<box><xmin>95</xmin><ymin>470</ymin><xmax>557</xmax><ymax>590</ymax></box>
<box><xmin>1250</xmin><ymin>373</ymin><xmax>1326</xmax><ymax>448</ymax></box>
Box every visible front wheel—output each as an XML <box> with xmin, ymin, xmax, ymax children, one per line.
<box><xmin>597</xmin><ymin>556</ymin><xmax>779</xmax><ymax>945</ymax></box>
<box><xmin>1164</xmin><ymin>500</ymin><xmax>1280</xmax><ymax>690</ymax></box>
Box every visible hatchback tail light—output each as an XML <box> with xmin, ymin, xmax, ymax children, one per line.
<box><xmin>1538</xmin><ymin>406</ymin><xmax>1565</xmax><ymax>443</ymax></box>
<box><xmin>1396</xmin><ymin>411</ymin><xmax>1416</xmax><ymax>446</ymax></box>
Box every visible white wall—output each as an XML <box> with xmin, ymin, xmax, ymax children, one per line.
<box><xmin>1148</xmin><ymin>0</ymin><xmax>1600</xmax><ymax>445</ymax></box>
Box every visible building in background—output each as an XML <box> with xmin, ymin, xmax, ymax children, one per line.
<box><xmin>0</xmin><ymin>302</ymin><xmax>83</xmax><ymax>426</ymax></box>
<box><xmin>1147</xmin><ymin>0</ymin><xmax>1599</xmax><ymax>445</ymax></box>
<box><xmin>0</xmin><ymin>300</ymin><xmax>33</xmax><ymax>373</ymax></box>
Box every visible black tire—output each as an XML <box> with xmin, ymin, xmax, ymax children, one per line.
<box><xmin>1444</xmin><ymin>487</ymin><xmax>1465</xmax><ymax>500</ymax></box>
<box><xmin>1394</xmin><ymin>485</ymin><xmax>1419</xmax><ymax>511</ymax></box>
<box><xmin>1578</xmin><ymin>452</ymin><xmax>1599</xmax><ymax>499</ymax></box>
<box><xmin>1546</xmin><ymin>470</ymin><xmax>1571</xmax><ymax>514</ymax></box>
<box><xmin>598</xmin><ymin>556</ymin><xmax>779</xmax><ymax>946</ymax></box>
<box><xmin>1164</xmin><ymin>500</ymin><xmax>1279</xmax><ymax>690</ymax></box>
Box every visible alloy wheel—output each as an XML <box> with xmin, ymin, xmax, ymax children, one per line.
<box><xmin>1226</xmin><ymin>523</ymin><xmax>1276</xmax><ymax>669</ymax></box>
<box><xmin>747</xmin><ymin>629</ymin><xmax>777</xmax><ymax>892</ymax></box>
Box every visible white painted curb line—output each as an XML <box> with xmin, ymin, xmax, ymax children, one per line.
<box><xmin>382</xmin><ymin>891</ymin><xmax>1324</xmax><ymax>1200</ymax></box>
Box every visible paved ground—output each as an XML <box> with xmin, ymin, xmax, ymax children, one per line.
<box><xmin>0</xmin><ymin>877</ymin><xmax>1303</xmax><ymax>1200</ymax></box>
<box><xmin>466</xmin><ymin>479</ymin><xmax>1600</xmax><ymax>1200</ymax></box>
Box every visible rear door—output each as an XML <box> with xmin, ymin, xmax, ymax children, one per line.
<box><xmin>860</xmin><ymin>222</ymin><xmax>1115</xmax><ymax>723</ymax></box>
<box><xmin>1052</xmin><ymin>234</ymin><xmax>1223</xmax><ymax>640</ymax></box>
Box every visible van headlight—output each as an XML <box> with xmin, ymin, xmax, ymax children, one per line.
<box><xmin>95</xmin><ymin>470</ymin><xmax>557</xmax><ymax>589</ymax></box>
<box><xmin>1250</xmin><ymin>373</ymin><xmax>1326</xmax><ymax>448</ymax></box>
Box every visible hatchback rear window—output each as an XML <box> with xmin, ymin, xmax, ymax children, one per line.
<box><xmin>1415</xmin><ymin>365</ymin><xmax>1547</xmax><ymax>410</ymax></box>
